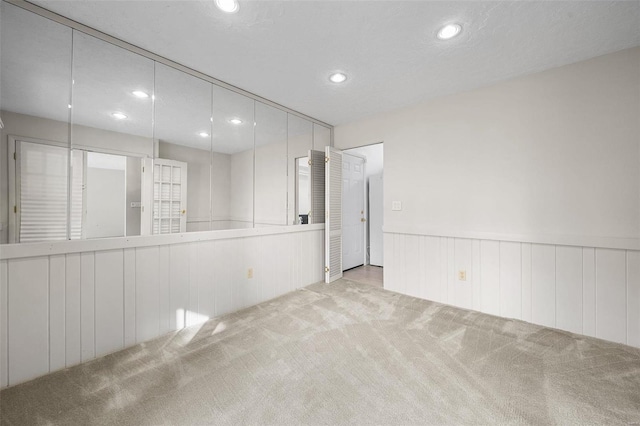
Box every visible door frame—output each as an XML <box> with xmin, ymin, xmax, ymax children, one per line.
<box><xmin>341</xmin><ymin>150</ymin><xmax>367</xmax><ymax>269</ymax></box>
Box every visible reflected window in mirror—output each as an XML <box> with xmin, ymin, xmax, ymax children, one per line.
<box><xmin>212</xmin><ymin>86</ymin><xmax>254</xmax><ymax>230</ymax></box>
<box><xmin>71</xmin><ymin>31</ymin><xmax>154</xmax><ymax>239</ymax></box>
<box><xmin>1</xmin><ymin>3</ymin><xmax>73</xmax><ymax>244</ymax></box>
<box><xmin>154</xmin><ymin>63</ymin><xmax>212</xmax><ymax>234</ymax></box>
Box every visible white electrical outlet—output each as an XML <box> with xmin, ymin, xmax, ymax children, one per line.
<box><xmin>247</xmin><ymin>268</ymin><xmax>254</xmax><ymax>279</ymax></box>
<box><xmin>392</xmin><ymin>201</ymin><xmax>402</xmax><ymax>211</ymax></box>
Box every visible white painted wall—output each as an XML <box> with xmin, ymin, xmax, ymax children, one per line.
<box><xmin>335</xmin><ymin>47</ymin><xmax>640</xmax><ymax>250</ymax></box>
<box><xmin>335</xmin><ymin>47</ymin><xmax>640</xmax><ymax>346</ymax></box>
<box><xmin>0</xmin><ymin>225</ymin><xmax>325</xmax><ymax>388</ymax></box>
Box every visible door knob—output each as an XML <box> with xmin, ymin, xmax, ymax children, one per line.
<box><xmin>361</xmin><ymin>218</ymin><xmax>366</xmax><ymax>222</ymax></box>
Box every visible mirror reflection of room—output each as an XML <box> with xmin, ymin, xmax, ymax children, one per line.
<box><xmin>287</xmin><ymin>115</ymin><xmax>312</xmax><ymax>225</ymax></box>
<box><xmin>154</xmin><ymin>63</ymin><xmax>212</xmax><ymax>234</ymax></box>
<box><xmin>70</xmin><ymin>31</ymin><xmax>154</xmax><ymax>239</ymax></box>
<box><xmin>0</xmin><ymin>1</ymin><xmax>329</xmax><ymax>245</ymax></box>
<box><xmin>212</xmin><ymin>86</ymin><xmax>255</xmax><ymax>230</ymax></box>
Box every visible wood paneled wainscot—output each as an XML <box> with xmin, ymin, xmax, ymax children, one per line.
<box><xmin>0</xmin><ymin>225</ymin><xmax>324</xmax><ymax>387</ymax></box>
<box><xmin>384</xmin><ymin>232</ymin><xmax>640</xmax><ymax>349</ymax></box>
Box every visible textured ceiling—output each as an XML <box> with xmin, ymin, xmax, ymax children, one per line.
<box><xmin>11</xmin><ymin>0</ymin><xmax>640</xmax><ymax>127</ymax></box>
<box><xmin>1</xmin><ymin>1</ymin><xmax>305</xmax><ymax>154</ymax></box>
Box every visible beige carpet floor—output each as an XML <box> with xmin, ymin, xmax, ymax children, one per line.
<box><xmin>1</xmin><ymin>279</ymin><xmax>639</xmax><ymax>425</ymax></box>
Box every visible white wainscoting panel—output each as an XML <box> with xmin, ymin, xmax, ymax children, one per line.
<box><xmin>480</xmin><ymin>240</ymin><xmax>500</xmax><ymax>316</ymax></box>
<box><xmin>65</xmin><ymin>253</ymin><xmax>81</xmax><ymax>367</ymax></box>
<box><xmin>499</xmin><ymin>242</ymin><xmax>521</xmax><ymax>320</ymax></box>
<box><xmin>595</xmin><ymin>249</ymin><xmax>627</xmax><ymax>344</ymax></box>
<box><xmin>8</xmin><ymin>257</ymin><xmax>49</xmax><ymax>385</ymax></box>
<box><xmin>0</xmin><ymin>227</ymin><xmax>324</xmax><ymax>388</ymax></box>
<box><xmin>123</xmin><ymin>248</ymin><xmax>136</xmax><ymax>347</ymax></box>
<box><xmin>384</xmin><ymin>232</ymin><xmax>640</xmax><ymax>349</ymax></box>
<box><xmin>628</xmin><ymin>251</ymin><xmax>640</xmax><ymax>348</ymax></box>
<box><xmin>1</xmin><ymin>260</ymin><xmax>8</xmax><ymax>388</ymax></box>
<box><xmin>582</xmin><ymin>248</ymin><xmax>596</xmax><ymax>337</ymax></box>
<box><xmin>94</xmin><ymin>250</ymin><xmax>124</xmax><ymax>357</ymax></box>
<box><xmin>555</xmin><ymin>246</ymin><xmax>582</xmax><ymax>335</ymax></box>
<box><xmin>49</xmin><ymin>255</ymin><xmax>66</xmax><ymax>372</ymax></box>
<box><xmin>80</xmin><ymin>252</ymin><xmax>95</xmax><ymax>362</ymax></box>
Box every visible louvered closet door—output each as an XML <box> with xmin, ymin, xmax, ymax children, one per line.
<box><xmin>325</xmin><ymin>147</ymin><xmax>343</xmax><ymax>283</ymax></box>
<box><xmin>308</xmin><ymin>150</ymin><xmax>325</xmax><ymax>224</ymax></box>
<box><xmin>16</xmin><ymin>141</ymin><xmax>69</xmax><ymax>242</ymax></box>
<box><xmin>152</xmin><ymin>158</ymin><xmax>188</xmax><ymax>234</ymax></box>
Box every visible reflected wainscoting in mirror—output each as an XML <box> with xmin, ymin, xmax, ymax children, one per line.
<box><xmin>0</xmin><ymin>1</ymin><xmax>332</xmax><ymax>244</ymax></box>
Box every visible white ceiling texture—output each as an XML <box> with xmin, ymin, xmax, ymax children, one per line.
<box><xmin>4</xmin><ymin>0</ymin><xmax>640</xmax><ymax>133</ymax></box>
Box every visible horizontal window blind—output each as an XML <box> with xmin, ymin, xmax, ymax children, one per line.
<box><xmin>18</xmin><ymin>141</ymin><xmax>69</xmax><ymax>242</ymax></box>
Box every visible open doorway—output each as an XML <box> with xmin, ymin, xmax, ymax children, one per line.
<box><xmin>342</xmin><ymin>143</ymin><xmax>383</xmax><ymax>286</ymax></box>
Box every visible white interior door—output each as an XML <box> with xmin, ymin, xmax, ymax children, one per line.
<box><xmin>342</xmin><ymin>152</ymin><xmax>366</xmax><ymax>270</ymax></box>
<box><xmin>151</xmin><ymin>158</ymin><xmax>188</xmax><ymax>234</ymax></box>
<box><xmin>325</xmin><ymin>147</ymin><xmax>343</xmax><ymax>283</ymax></box>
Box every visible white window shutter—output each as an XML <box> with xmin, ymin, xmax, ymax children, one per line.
<box><xmin>17</xmin><ymin>141</ymin><xmax>69</xmax><ymax>242</ymax></box>
<box><xmin>308</xmin><ymin>149</ymin><xmax>325</xmax><ymax>224</ymax></box>
<box><xmin>325</xmin><ymin>147</ymin><xmax>343</xmax><ymax>283</ymax></box>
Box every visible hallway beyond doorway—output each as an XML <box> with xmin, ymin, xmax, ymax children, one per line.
<box><xmin>343</xmin><ymin>265</ymin><xmax>383</xmax><ymax>288</ymax></box>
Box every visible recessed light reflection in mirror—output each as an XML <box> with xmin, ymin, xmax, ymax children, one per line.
<box><xmin>215</xmin><ymin>0</ymin><xmax>239</xmax><ymax>13</ymax></box>
<box><xmin>437</xmin><ymin>23</ymin><xmax>462</xmax><ymax>40</ymax></box>
<box><xmin>329</xmin><ymin>72</ymin><xmax>347</xmax><ymax>83</ymax></box>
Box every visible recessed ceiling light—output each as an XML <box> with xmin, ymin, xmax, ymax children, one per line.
<box><xmin>437</xmin><ymin>23</ymin><xmax>462</xmax><ymax>40</ymax></box>
<box><xmin>112</xmin><ymin>112</ymin><xmax>127</xmax><ymax>120</ymax></box>
<box><xmin>215</xmin><ymin>0</ymin><xmax>239</xmax><ymax>13</ymax></box>
<box><xmin>132</xmin><ymin>90</ymin><xmax>149</xmax><ymax>98</ymax></box>
<box><xmin>229</xmin><ymin>118</ymin><xmax>243</xmax><ymax>125</ymax></box>
<box><xmin>329</xmin><ymin>72</ymin><xmax>347</xmax><ymax>84</ymax></box>
<box><xmin>198</xmin><ymin>132</ymin><xmax>209</xmax><ymax>138</ymax></box>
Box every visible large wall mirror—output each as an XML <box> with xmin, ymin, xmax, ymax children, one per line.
<box><xmin>155</xmin><ymin>63</ymin><xmax>212</xmax><ymax>233</ymax></box>
<box><xmin>212</xmin><ymin>85</ymin><xmax>255</xmax><ymax>230</ymax></box>
<box><xmin>255</xmin><ymin>102</ymin><xmax>287</xmax><ymax>227</ymax></box>
<box><xmin>1</xmin><ymin>2</ymin><xmax>72</xmax><ymax>243</ymax></box>
<box><xmin>0</xmin><ymin>1</ymin><xmax>330</xmax><ymax>244</ymax></box>
<box><xmin>287</xmin><ymin>115</ymin><xmax>313</xmax><ymax>225</ymax></box>
<box><xmin>71</xmin><ymin>31</ymin><xmax>154</xmax><ymax>239</ymax></box>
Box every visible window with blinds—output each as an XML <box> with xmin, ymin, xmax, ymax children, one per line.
<box><xmin>17</xmin><ymin>141</ymin><xmax>69</xmax><ymax>243</ymax></box>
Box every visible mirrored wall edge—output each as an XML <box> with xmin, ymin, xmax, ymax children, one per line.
<box><xmin>3</xmin><ymin>0</ymin><xmax>333</xmax><ymax>130</ymax></box>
